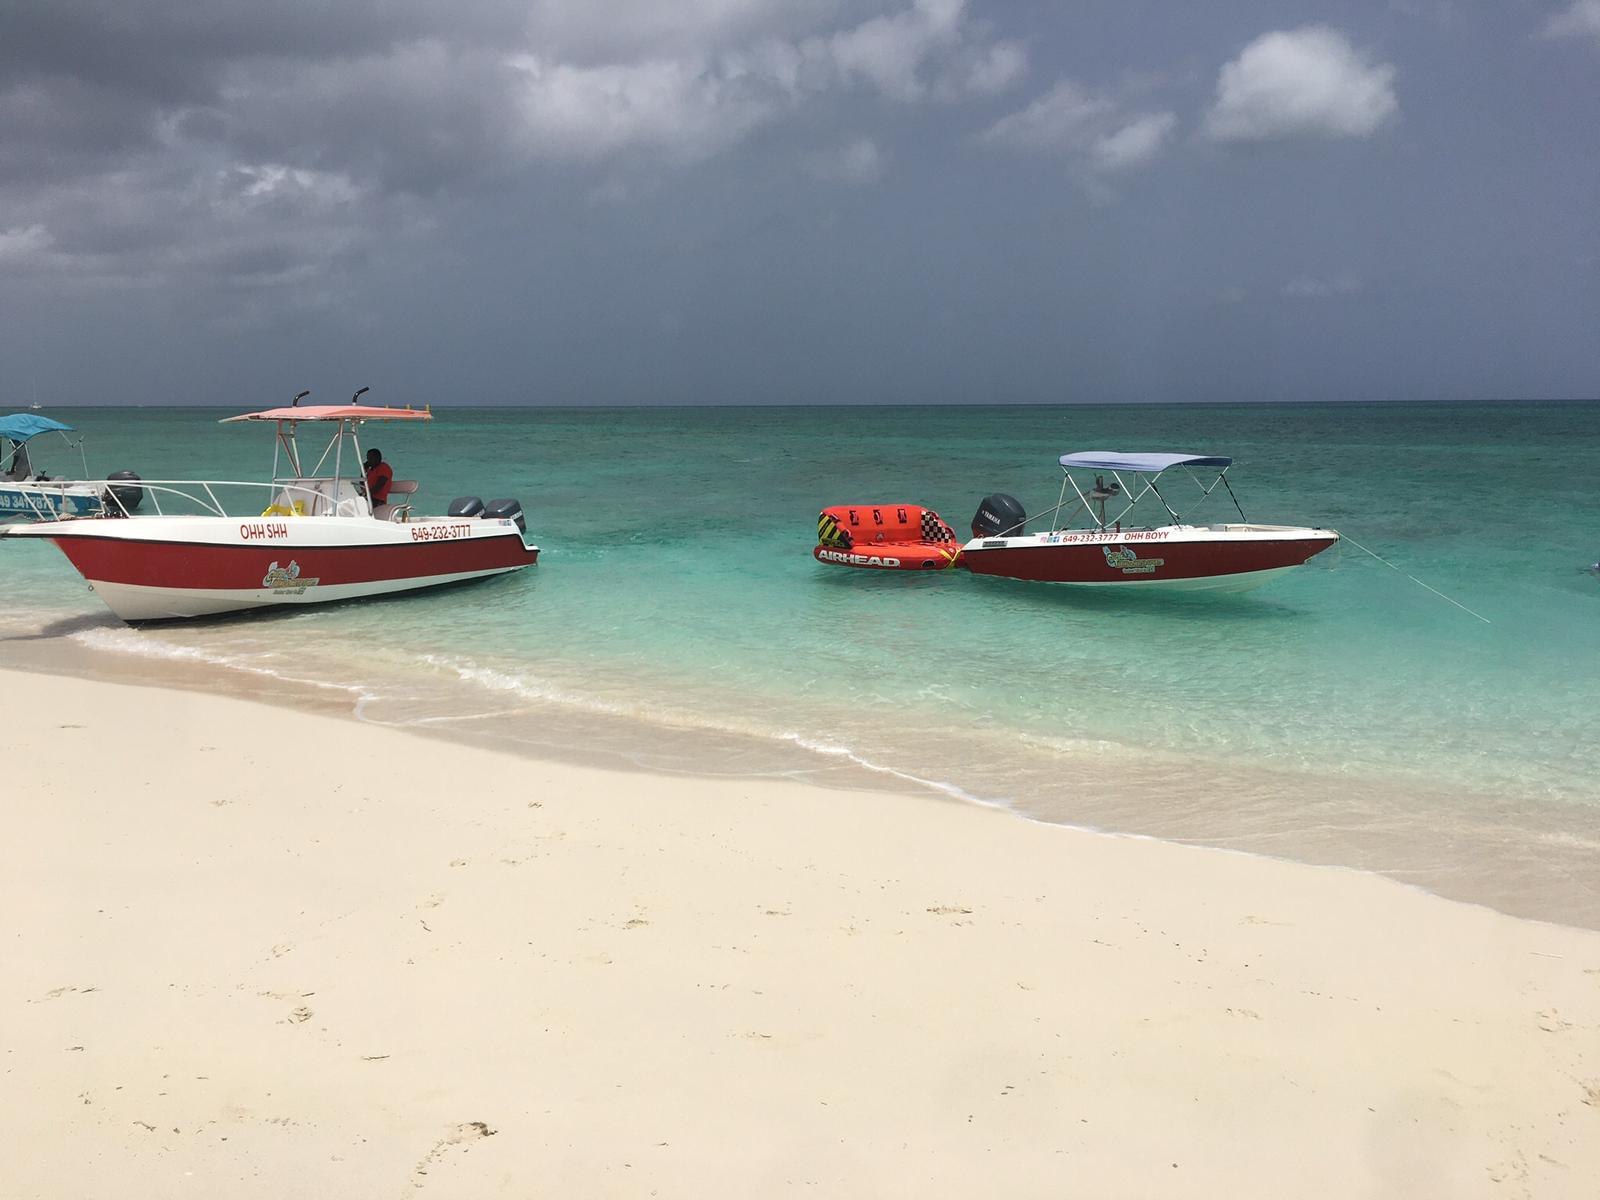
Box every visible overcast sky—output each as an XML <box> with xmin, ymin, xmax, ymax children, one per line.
<box><xmin>2</xmin><ymin>1</ymin><xmax>1596</xmax><ymax>405</ymax></box>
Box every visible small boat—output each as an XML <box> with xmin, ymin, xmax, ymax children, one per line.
<box><xmin>960</xmin><ymin>452</ymin><xmax>1338</xmax><ymax>590</ymax></box>
<box><xmin>815</xmin><ymin>451</ymin><xmax>1338</xmax><ymax>592</ymax></box>
<box><xmin>1</xmin><ymin>393</ymin><xmax>539</xmax><ymax>622</ymax></box>
<box><xmin>0</xmin><ymin>413</ymin><xmax>103</xmax><ymax>521</ymax></box>
<box><xmin>813</xmin><ymin>504</ymin><xmax>964</xmax><ymax>571</ymax></box>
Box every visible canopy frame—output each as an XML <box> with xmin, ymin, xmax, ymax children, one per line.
<box><xmin>1</xmin><ymin>414</ymin><xmax>88</xmax><ymax>484</ymax></box>
<box><xmin>230</xmin><ymin>391</ymin><xmax>426</xmax><ymax>516</ymax></box>
<box><xmin>1031</xmin><ymin>453</ymin><xmax>1248</xmax><ymax>533</ymax></box>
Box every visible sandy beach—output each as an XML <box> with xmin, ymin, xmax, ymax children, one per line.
<box><xmin>3</xmin><ymin>666</ymin><xmax>1597</xmax><ymax>1199</ymax></box>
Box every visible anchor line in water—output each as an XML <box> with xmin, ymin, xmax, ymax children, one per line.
<box><xmin>1340</xmin><ymin>533</ymin><xmax>1492</xmax><ymax>625</ymax></box>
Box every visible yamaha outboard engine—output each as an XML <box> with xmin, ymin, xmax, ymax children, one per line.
<box><xmin>104</xmin><ymin>469</ymin><xmax>144</xmax><ymax>515</ymax></box>
<box><xmin>971</xmin><ymin>493</ymin><xmax>1026</xmax><ymax>538</ymax></box>
<box><xmin>448</xmin><ymin>495</ymin><xmax>485</xmax><ymax>518</ymax></box>
<box><xmin>483</xmin><ymin>498</ymin><xmax>525</xmax><ymax>533</ymax></box>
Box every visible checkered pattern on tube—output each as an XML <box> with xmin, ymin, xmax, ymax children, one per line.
<box><xmin>920</xmin><ymin>509</ymin><xmax>957</xmax><ymax>543</ymax></box>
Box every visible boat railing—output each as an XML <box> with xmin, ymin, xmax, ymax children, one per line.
<box><xmin>96</xmin><ymin>478</ymin><xmax>371</xmax><ymax>520</ymax></box>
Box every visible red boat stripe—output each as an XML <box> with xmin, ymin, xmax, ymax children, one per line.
<box><xmin>48</xmin><ymin>533</ymin><xmax>537</xmax><ymax>589</ymax></box>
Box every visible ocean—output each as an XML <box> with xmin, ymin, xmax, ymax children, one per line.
<box><xmin>3</xmin><ymin>401</ymin><xmax>1597</xmax><ymax>925</ymax></box>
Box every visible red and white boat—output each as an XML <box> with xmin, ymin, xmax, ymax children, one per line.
<box><xmin>0</xmin><ymin>396</ymin><xmax>538</xmax><ymax>622</ymax></box>
<box><xmin>960</xmin><ymin>452</ymin><xmax>1338</xmax><ymax>590</ymax></box>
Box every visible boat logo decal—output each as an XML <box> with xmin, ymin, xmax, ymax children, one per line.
<box><xmin>1103</xmin><ymin>545</ymin><xmax>1165</xmax><ymax>575</ymax></box>
<box><xmin>263</xmin><ymin>560</ymin><xmax>320</xmax><ymax>593</ymax></box>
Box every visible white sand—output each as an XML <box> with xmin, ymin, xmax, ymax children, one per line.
<box><xmin>2</xmin><ymin>667</ymin><xmax>1597</xmax><ymax>1198</ymax></box>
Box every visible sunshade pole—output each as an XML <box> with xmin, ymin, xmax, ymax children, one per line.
<box><xmin>1219</xmin><ymin>470</ymin><xmax>1247</xmax><ymax>522</ymax></box>
<box><xmin>1145</xmin><ymin>474</ymin><xmax>1181</xmax><ymax>523</ymax></box>
<box><xmin>350</xmin><ymin>421</ymin><xmax>365</xmax><ymax>516</ymax></box>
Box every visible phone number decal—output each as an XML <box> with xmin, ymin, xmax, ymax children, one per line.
<box><xmin>410</xmin><ymin>523</ymin><xmax>474</xmax><ymax>542</ymax></box>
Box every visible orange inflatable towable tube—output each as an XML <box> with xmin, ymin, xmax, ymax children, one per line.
<box><xmin>813</xmin><ymin>504</ymin><xmax>966</xmax><ymax>571</ymax></box>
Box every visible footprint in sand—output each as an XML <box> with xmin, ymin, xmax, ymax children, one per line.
<box><xmin>1535</xmin><ymin>1009</ymin><xmax>1572</xmax><ymax>1033</ymax></box>
<box><xmin>35</xmin><ymin>985</ymin><xmax>97</xmax><ymax>1003</ymax></box>
<box><xmin>412</xmin><ymin>1122</ymin><xmax>496</xmax><ymax>1188</ymax></box>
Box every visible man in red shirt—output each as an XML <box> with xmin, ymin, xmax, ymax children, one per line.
<box><xmin>364</xmin><ymin>448</ymin><xmax>393</xmax><ymax>507</ymax></box>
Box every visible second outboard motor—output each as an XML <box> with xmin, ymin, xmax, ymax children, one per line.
<box><xmin>483</xmin><ymin>498</ymin><xmax>525</xmax><ymax>533</ymax></box>
<box><xmin>104</xmin><ymin>469</ymin><xmax>144</xmax><ymax>515</ymax></box>
<box><xmin>971</xmin><ymin>493</ymin><xmax>1026</xmax><ymax>538</ymax></box>
<box><xmin>448</xmin><ymin>495</ymin><xmax>485</xmax><ymax>518</ymax></box>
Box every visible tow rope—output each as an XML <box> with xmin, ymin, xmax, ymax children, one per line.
<box><xmin>1341</xmin><ymin>533</ymin><xmax>1491</xmax><ymax>625</ymax></box>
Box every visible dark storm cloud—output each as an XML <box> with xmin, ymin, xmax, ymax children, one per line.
<box><xmin>0</xmin><ymin>0</ymin><xmax>525</xmax><ymax>182</ymax></box>
<box><xmin>0</xmin><ymin>1</ymin><xmax>518</xmax><ymax>90</ymax></box>
<box><xmin>0</xmin><ymin>2</ymin><xmax>519</xmax><ymax>290</ymax></box>
<box><xmin>0</xmin><ymin>0</ymin><xmax>1026</xmax><ymax>294</ymax></box>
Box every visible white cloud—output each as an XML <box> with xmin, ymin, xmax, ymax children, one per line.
<box><xmin>0</xmin><ymin>224</ymin><xmax>54</xmax><ymax>263</ymax></box>
<box><xmin>1540</xmin><ymin>1</ymin><xmax>1600</xmax><ymax>43</ymax></box>
<box><xmin>505</xmin><ymin>0</ymin><xmax>1021</xmax><ymax>164</ymax></box>
<box><xmin>982</xmin><ymin>81</ymin><xmax>1116</xmax><ymax>151</ymax></box>
<box><xmin>805</xmin><ymin>0</ymin><xmax>1024</xmax><ymax>103</ymax></box>
<box><xmin>1090</xmin><ymin>112</ymin><xmax>1178</xmax><ymax>173</ymax></box>
<box><xmin>525</xmin><ymin>0</ymin><xmax>850</xmax><ymax>60</ymax></box>
<box><xmin>508</xmin><ymin>55</ymin><xmax>779</xmax><ymax>163</ymax></box>
<box><xmin>1283</xmin><ymin>272</ymin><xmax>1363</xmax><ymax>298</ymax></box>
<box><xmin>945</xmin><ymin>39</ymin><xmax>1029</xmax><ymax>98</ymax></box>
<box><xmin>217</xmin><ymin>164</ymin><xmax>361</xmax><ymax>212</ymax></box>
<box><xmin>818</xmin><ymin>0</ymin><xmax>963</xmax><ymax>101</ymax></box>
<box><xmin>808</xmin><ymin>136</ymin><xmax>885</xmax><ymax>183</ymax></box>
<box><xmin>982</xmin><ymin>81</ymin><xmax>1175</xmax><ymax>182</ymax></box>
<box><xmin>1204</xmin><ymin>27</ymin><xmax>1397</xmax><ymax>143</ymax></box>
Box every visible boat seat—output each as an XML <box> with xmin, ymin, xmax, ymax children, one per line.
<box><xmin>374</xmin><ymin>480</ymin><xmax>418</xmax><ymax>523</ymax></box>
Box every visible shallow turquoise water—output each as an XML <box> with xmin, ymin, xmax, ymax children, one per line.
<box><xmin>4</xmin><ymin>402</ymin><xmax>1598</xmax><ymax>921</ymax></box>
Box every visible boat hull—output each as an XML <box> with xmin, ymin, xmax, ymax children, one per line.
<box><xmin>21</xmin><ymin>515</ymin><xmax>538</xmax><ymax>622</ymax></box>
<box><xmin>960</xmin><ymin>525</ymin><xmax>1338</xmax><ymax>587</ymax></box>
<box><xmin>84</xmin><ymin>566</ymin><xmax>525</xmax><ymax>621</ymax></box>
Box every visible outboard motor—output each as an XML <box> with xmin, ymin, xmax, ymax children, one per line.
<box><xmin>483</xmin><ymin>497</ymin><xmax>525</xmax><ymax>534</ymax></box>
<box><xmin>104</xmin><ymin>469</ymin><xmax>144</xmax><ymax>515</ymax></box>
<box><xmin>448</xmin><ymin>495</ymin><xmax>485</xmax><ymax>518</ymax></box>
<box><xmin>971</xmin><ymin>493</ymin><xmax>1026</xmax><ymax>538</ymax></box>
